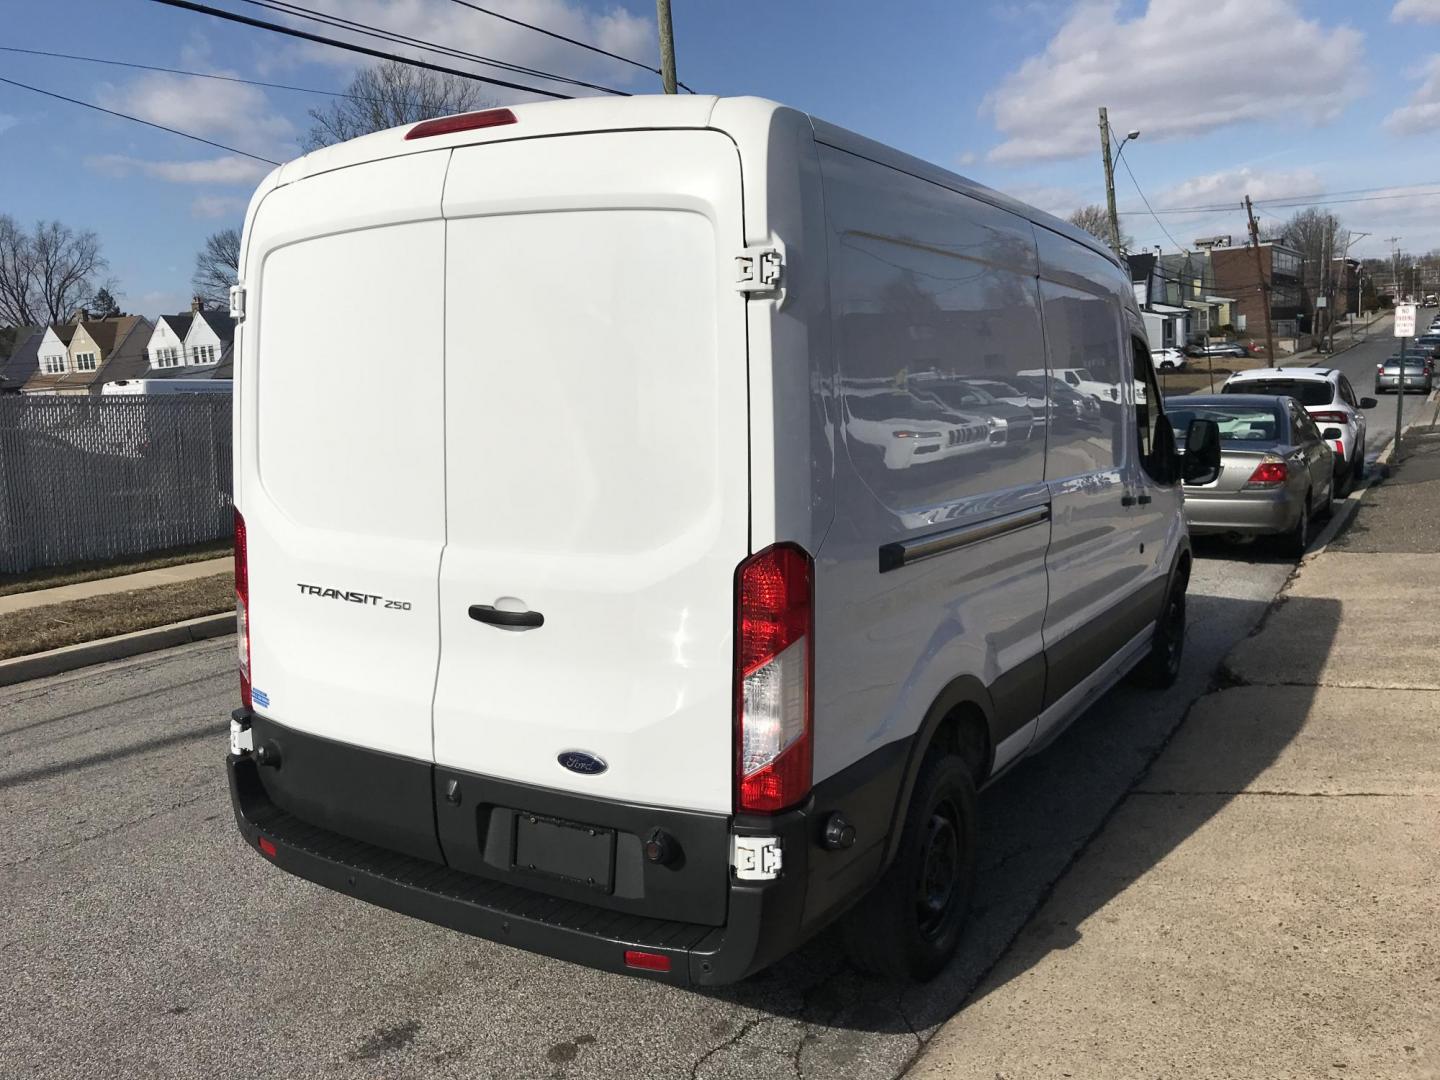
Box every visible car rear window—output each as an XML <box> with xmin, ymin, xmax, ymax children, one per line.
<box><xmin>1168</xmin><ymin>405</ymin><xmax>1283</xmax><ymax>444</ymax></box>
<box><xmin>1224</xmin><ymin>379</ymin><xmax>1334</xmax><ymax>406</ymax></box>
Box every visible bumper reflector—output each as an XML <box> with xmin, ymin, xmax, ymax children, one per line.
<box><xmin>258</xmin><ymin>836</ymin><xmax>278</xmax><ymax>859</ymax></box>
<box><xmin>623</xmin><ymin>949</ymin><xmax>671</xmax><ymax>973</ymax></box>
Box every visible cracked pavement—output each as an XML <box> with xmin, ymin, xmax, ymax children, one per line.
<box><xmin>909</xmin><ymin>431</ymin><xmax>1440</xmax><ymax>1080</ymax></box>
<box><xmin>0</xmin><ymin>547</ymin><xmax>1294</xmax><ymax>1080</ymax></box>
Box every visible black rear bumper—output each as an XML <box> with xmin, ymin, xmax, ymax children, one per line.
<box><xmin>226</xmin><ymin>720</ymin><xmax>824</xmax><ymax>986</ymax></box>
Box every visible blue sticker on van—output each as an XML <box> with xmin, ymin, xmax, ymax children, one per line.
<box><xmin>251</xmin><ymin>687</ymin><xmax>270</xmax><ymax>708</ymax></box>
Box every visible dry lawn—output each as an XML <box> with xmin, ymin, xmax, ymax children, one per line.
<box><xmin>0</xmin><ymin>574</ymin><xmax>233</xmax><ymax>660</ymax></box>
<box><xmin>0</xmin><ymin>541</ymin><xmax>232</xmax><ymax>598</ymax></box>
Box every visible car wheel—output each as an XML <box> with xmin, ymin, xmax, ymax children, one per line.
<box><xmin>1129</xmin><ymin>568</ymin><xmax>1187</xmax><ymax>689</ymax></box>
<box><xmin>1282</xmin><ymin>492</ymin><xmax>1311</xmax><ymax>558</ymax></box>
<box><xmin>841</xmin><ymin>752</ymin><xmax>977</xmax><ymax>981</ymax></box>
<box><xmin>1353</xmin><ymin>442</ymin><xmax>1365</xmax><ymax>483</ymax></box>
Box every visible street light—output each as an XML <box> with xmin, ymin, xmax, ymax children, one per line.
<box><xmin>1113</xmin><ymin>129</ymin><xmax>1141</xmax><ymax>171</ymax></box>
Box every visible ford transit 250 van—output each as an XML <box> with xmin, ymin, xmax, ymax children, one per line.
<box><xmin>225</xmin><ymin>96</ymin><xmax>1220</xmax><ymax>985</ymax></box>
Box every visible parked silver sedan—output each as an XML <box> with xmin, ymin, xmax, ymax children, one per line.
<box><xmin>1166</xmin><ymin>394</ymin><xmax>1336</xmax><ymax>556</ymax></box>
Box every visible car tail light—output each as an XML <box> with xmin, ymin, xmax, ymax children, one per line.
<box><xmin>234</xmin><ymin>507</ymin><xmax>252</xmax><ymax>710</ymax></box>
<box><xmin>735</xmin><ymin>544</ymin><xmax>813</xmax><ymax>814</ymax></box>
<box><xmin>1244</xmin><ymin>457</ymin><xmax>1288</xmax><ymax>489</ymax></box>
<box><xmin>404</xmin><ymin>108</ymin><xmax>516</xmax><ymax>140</ymax></box>
<box><xmin>1310</xmin><ymin>411</ymin><xmax>1348</xmax><ymax>424</ymax></box>
<box><xmin>1332</xmin><ymin>440</ymin><xmax>1344</xmax><ymax>458</ymax></box>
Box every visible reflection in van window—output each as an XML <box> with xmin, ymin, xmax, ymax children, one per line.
<box><xmin>821</xmin><ymin>146</ymin><xmax>1048</xmax><ymax>510</ymax></box>
<box><xmin>1039</xmin><ymin>282</ymin><xmax>1124</xmax><ymax>476</ymax></box>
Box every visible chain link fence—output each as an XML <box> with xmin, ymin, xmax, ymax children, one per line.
<box><xmin>0</xmin><ymin>395</ymin><xmax>233</xmax><ymax>575</ymax></box>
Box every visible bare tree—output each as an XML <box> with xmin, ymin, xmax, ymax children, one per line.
<box><xmin>1067</xmin><ymin>204</ymin><xmax>1132</xmax><ymax>252</ymax></box>
<box><xmin>192</xmin><ymin>228</ymin><xmax>241</xmax><ymax>309</ymax></box>
<box><xmin>303</xmin><ymin>61</ymin><xmax>495</xmax><ymax>151</ymax></box>
<box><xmin>0</xmin><ymin>218</ymin><xmax>108</xmax><ymax>326</ymax></box>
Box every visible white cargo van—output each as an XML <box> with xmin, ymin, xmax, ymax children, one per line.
<box><xmin>226</xmin><ymin>97</ymin><xmax>1220</xmax><ymax>985</ymax></box>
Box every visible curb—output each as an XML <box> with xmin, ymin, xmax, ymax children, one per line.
<box><xmin>0</xmin><ymin>612</ymin><xmax>234</xmax><ymax>687</ymax></box>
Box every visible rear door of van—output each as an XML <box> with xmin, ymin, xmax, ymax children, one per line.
<box><xmin>239</xmin><ymin>152</ymin><xmax>450</xmax><ymax>860</ymax></box>
<box><xmin>431</xmin><ymin>131</ymin><xmax>750</xmax><ymax>838</ymax></box>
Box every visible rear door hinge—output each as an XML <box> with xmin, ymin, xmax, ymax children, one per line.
<box><xmin>735</xmin><ymin>247</ymin><xmax>783</xmax><ymax>294</ymax></box>
<box><xmin>229</xmin><ymin>283</ymin><xmax>247</xmax><ymax>322</ymax></box>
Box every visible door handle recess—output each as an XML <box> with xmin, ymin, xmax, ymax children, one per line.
<box><xmin>468</xmin><ymin>605</ymin><xmax>544</xmax><ymax>629</ymax></box>
<box><xmin>1121</xmin><ymin>494</ymin><xmax>1137</xmax><ymax>507</ymax></box>
<box><xmin>1137</xmin><ymin>494</ymin><xmax>1153</xmax><ymax>505</ymax></box>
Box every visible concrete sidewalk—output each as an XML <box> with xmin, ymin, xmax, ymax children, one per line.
<box><xmin>908</xmin><ymin>431</ymin><xmax>1440</xmax><ymax>1078</ymax></box>
<box><xmin>0</xmin><ymin>557</ymin><xmax>231</xmax><ymax>616</ymax></box>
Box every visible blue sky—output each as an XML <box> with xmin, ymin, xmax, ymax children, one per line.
<box><xmin>3</xmin><ymin>0</ymin><xmax>1440</xmax><ymax>317</ymax></box>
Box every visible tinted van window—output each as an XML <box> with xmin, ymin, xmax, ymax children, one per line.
<box><xmin>1040</xmin><ymin>281</ymin><xmax>1124</xmax><ymax>476</ymax></box>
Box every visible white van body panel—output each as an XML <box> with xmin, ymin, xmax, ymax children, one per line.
<box><xmin>430</xmin><ymin>130</ymin><xmax>750</xmax><ymax>813</ymax></box>
<box><xmin>239</xmin><ymin>150</ymin><xmax>451</xmax><ymax>761</ymax></box>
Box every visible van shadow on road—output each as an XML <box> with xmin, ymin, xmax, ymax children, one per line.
<box><xmin>681</xmin><ymin>589</ymin><xmax>1334</xmax><ymax>1077</ymax></box>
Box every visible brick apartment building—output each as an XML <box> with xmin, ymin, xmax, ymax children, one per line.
<box><xmin>1210</xmin><ymin>240</ymin><xmax>1306</xmax><ymax>338</ymax></box>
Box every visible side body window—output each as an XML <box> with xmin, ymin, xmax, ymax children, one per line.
<box><xmin>1339</xmin><ymin>376</ymin><xmax>1357</xmax><ymax>408</ymax></box>
<box><xmin>1133</xmin><ymin>337</ymin><xmax>1170</xmax><ymax>482</ymax></box>
<box><xmin>1040</xmin><ymin>285</ymin><xmax>1126</xmax><ymax>477</ymax></box>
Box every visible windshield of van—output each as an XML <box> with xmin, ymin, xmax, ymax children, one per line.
<box><xmin>1167</xmin><ymin>404</ymin><xmax>1285</xmax><ymax>445</ymax></box>
<box><xmin>1224</xmin><ymin>379</ymin><xmax>1334</xmax><ymax>406</ymax></box>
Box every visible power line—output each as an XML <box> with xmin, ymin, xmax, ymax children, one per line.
<box><xmin>1120</xmin><ymin>183</ymin><xmax>1440</xmax><ymax>217</ymax></box>
<box><xmin>233</xmin><ymin>0</ymin><xmax>628</xmax><ymax>96</ymax></box>
<box><xmin>0</xmin><ymin>44</ymin><xmax>437</xmax><ymax>108</ymax></box>
<box><xmin>1112</xmin><ymin>134</ymin><xmax>1184</xmax><ymax>252</ymax></box>
<box><xmin>444</xmin><ymin>0</ymin><xmax>692</xmax><ymax>92</ymax></box>
<box><xmin>146</xmin><ymin>0</ymin><xmax>573</xmax><ymax>100</ymax></box>
<box><xmin>0</xmin><ymin>73</ymin><xmax>280</xmax><ymax>163</ymax></box>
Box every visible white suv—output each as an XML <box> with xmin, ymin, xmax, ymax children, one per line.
<box><xmin>1221</xmin><ymin>367</ymin><xmax>1375</xmax><ymax>494</ymax></box>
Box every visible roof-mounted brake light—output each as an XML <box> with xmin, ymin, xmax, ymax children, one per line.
<box><xmin>404</xmin><ymin>108</ymin><xmax>517</xmax><ymax>140</ymax></box>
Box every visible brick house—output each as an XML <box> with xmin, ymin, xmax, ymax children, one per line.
<box><xmin>1210</xmin><ymin>241</ymin><xmax>1306</xmax><ymax>341</ymax></box>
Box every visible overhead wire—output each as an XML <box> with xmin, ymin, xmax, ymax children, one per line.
<box><xmin>0</xmin><ymin>73</ymin><xmax>280</xmax><ymax>163</ymax></box>
<box><xmin>145</xmin><ymin>0</ymin><xmax>574</xmax><ymax>100</ymax></box>
<box><xmin>445</xmin><ymin>0</ymin><xmax>692</xmax><ymax>92</ymax></box>
<box><xmin>231</xmin><ymin>0</ymin><xmax>628</xmax><ymax>96</ymax></box>
<box><xmin>1113</xmin><ymin>134</ymin><xmax>1184</xmax><ymax>253</ymax></box>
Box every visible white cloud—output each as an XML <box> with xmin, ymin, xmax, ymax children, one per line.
<box><xmin>190</xmin><ymin>195</ymin><xmax>250</xmax><ymax>219</ymax></box>
<box><xmin>1006</xmin><ymin>182</ymin><xmax>1089</xmax><ymax>217</ymax></box>
<box><xmin>261</xmin><ymin>0</ymin><xmax>656</xmax><ymax>97</ymax></box>
<box><xmin>98</xmin><ymin>69</ymin><xmax>294</xmax><ymax>154</ymax></box>
<box><xmin>86</xmin><ymin>154</ymin><xmax>271</xmax><ymax>185</ymax></box>
<box><xmin>983</xmin><ymin>0</ymin><xmax>1365</xmax><ymax>163</ymax></box>
<box><xmin>1152</xmin><ymin>166</ymin><xmax>1325</xmax><ymax>209</ymax></box>
<box><xmin>1393</xmin><ymin>0</ymin><xmax>1440</xmax><ymax>23</ymax></box>
<box><xmin>1384</xmin><ymin>55</ymin><xmax>1440</xmax><ymax>134</ymax></box>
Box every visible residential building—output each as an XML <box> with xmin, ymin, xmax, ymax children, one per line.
<box><xmin>1210</xmin><ymin>240</ymin><xmax>1305</xmax><ymax>342</ymax></box>
<box><xmin>145</xmin><ymin>313</ymin><xmax>194</xmax><ymax>371</ymax></box>
<box><xmin>22</xmin><ymin>315</ymin><xmax>152</xmax><ymax>394</ymax></box>
<box><xmin>183</xmin><ymin>308</ymin><xmax>235</xmax><ymax>369</ymax></box>
<box><xmin>1126</xmin><ymin>252</ymin><xmax>1190</xmax><ymax>352</ymax></box>
<box><xmin>0</xmin><ymin>326</ymin><xmax>43</xmax><ymax>393</ymax></box>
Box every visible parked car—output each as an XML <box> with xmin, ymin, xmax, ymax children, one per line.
<box><xmin>1374</xmin><ymin>354</ymin><xmax>1435</xmax><ymax>396</ymax></box>
<box><xmin>1168</xmin><ymin>394</ymin><xmax>1335</xmax><ymax>555</ymax></box>
<box><xmin>1194</xmin><ymin>341</ymin><xmax>1248</xmax><ymax>358</ymax></box>
<box><xmin>911</xmin><ymin>377</ymin><xmax>1042</xmax><ymax>444</ymax></box>
<box><xmin>1009</xmin><ymin>373</ymin><xmax>1102</xmax><ymax>425</ymax></box>
<box><xmin>1017</xmin><ymin>365</ymin><xmax>1120</xmax><ymax>404</ymax></box>
<box><xmin>844</xmin><ymin>388</ymin><xmax>1005</xmax><ymax>469</ymax></box>
<box><xmin>225</xmin><ymin>95</ymin><xmax>1221</xmax><ymax>987</ymax></box>
<box><xmin>1221</xmin><ymin>367</ymin><xmax>1374</xmax><ymax>495</ymax></box>
<box><xmin>1153</xmin><ymin>347</ymin><xmax>1187</xmax><ymax>370</ymax></box>
<box><xmin>1409</xmin><ymin>333</ymin><xmax>1440</xmax><ymax>359</ymax></box>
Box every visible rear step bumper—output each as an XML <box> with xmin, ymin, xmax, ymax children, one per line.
<box><xmin>227</xmin><ymin>729</ymin><xmax>814</xmax><ymax>986</ymax></box>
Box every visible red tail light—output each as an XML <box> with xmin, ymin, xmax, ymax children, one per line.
<box><xmin>404</xmin><ymin>108</ymin><xmax>516</xmax><ymax>140</ymax></box>
<box><xmin>1310</xmin><ymin>411</ymin><xmax>1348</xmax><ymax>424</ymax></box>
<box><xmin>234</xmin><ymin>507</ymin><xmax>252</xmax><ymax>710</ymax></box>
<box><xmin>623</xmin><ymin>950</ymin><xmax>671</xmax><ymax>973</ymax></box>
<box><xmin>1244</xmin><ymin>458</ymin><xmax>1288</xmax><ymax>488</ymax></box>
<box><xmin>1332</xmin><ymin>440</ymin><xmax>1344</xmax><ymax>458</ymax></box>
<box><xmin>735</xmin><ymin>544</ymin><xmax>813</xmax><ymax>814</ymax></box>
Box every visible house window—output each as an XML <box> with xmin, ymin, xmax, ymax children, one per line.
<box><xmin>190</xmin><ymin>344</ymin><xmax>216</xmax><ymax>365</ymax></box>
<box><xmin>42</xmin><ymin>353</ymin><xmax>67</xmax><ymax>374</ymax></box>
<box><xmin>153</xmin><ymin>346</ymin><xmax>181</xmax><ymax>368</ymax></box>
<box><xmin>75</xmin><ymin>352</ymin><xmax>98</xmax><ymax>372</ymax></box>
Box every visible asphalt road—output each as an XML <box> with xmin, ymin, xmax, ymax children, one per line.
<box><xmin>1</xmin><ymin>543</ymin><xmax>1299</xmax><ymax>1080</ymax></box>
<box><xmin>1317</xmin><ymin>327</ymin><xmax>1434</xmax><ymax>465</ymax></box>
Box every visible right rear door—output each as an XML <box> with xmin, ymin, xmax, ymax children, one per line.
<box><xmin>431</xmin><ymin>131</ymin><xmax>751</xmax><ymax>819</ymax></box>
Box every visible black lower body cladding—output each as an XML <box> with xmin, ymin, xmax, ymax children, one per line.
<box><xmin>228</xmin><ymin>713</ymin><xmax>911</xmax><ymax>984</ymax></box>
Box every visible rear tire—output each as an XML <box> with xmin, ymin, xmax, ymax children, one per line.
<box><xmin>841</xmin><ymin>753</ymin><xmax>977</xmax><ymax>981</ymax></box>
<box><xmin>1282</xmin><ymin>492</ymin><xmax>1311</xmax><ymax>558</ymax></box>
<box><xmin>1129</xmin><ymin>571</ymin><xmax>1187</xmax><ymax>689</ymax></box>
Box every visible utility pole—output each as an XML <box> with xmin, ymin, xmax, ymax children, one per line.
<box><xmin>1099</xmin><ymin>107</ymin><xmax>1122</xmax><ymax>255</ymax></box>
<box><xmin>655</xmin><ymin>0</ymin><xmax>677</xmax><ymax>94</ymax></box>
<box><xmin>1245</xmin><ymin>196</ymin><xmax>1276</xmax><ymax>363</ymax></box>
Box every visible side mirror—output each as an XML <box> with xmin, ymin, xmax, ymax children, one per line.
<box><xmin>1360</xmin><ymin>397</ymin><xmax>1378</xmax><ymax>409</ymax></box>
<box><xmin>1322</xmin><ymin>426</ymin><xmax>1344</xmax><ymax>440</ymax></box>
<box><xmin>1182</xmin><ymin>418</ymin><xmax>1221</xmax><ymax>485</ymax></box>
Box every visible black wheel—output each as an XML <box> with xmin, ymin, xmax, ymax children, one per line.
<box><xmin>1129</xmin><ymin>570</ymin><xmax>1187</xmax><ymax>688</ymax></box>
<box><xmin>1282</xmin><ymin>491</ymin><xmax>1311</xmax><ymax>558</ymax></box>
<box><xmin>841</xmin><ymin>753</ymin><xmax>977</xmax><ymax>981</ymax></box>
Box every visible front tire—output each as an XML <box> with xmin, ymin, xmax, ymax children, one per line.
<box><xmin>841</xmin><ymin>753</ymin><xmax>978</xmax><ymax>981</ymax></box>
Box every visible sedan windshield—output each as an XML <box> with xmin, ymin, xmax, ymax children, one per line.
<box><xmin>1224</xmin><ymin>379</ymin><xmax>1334</xmax><ymax>406</ymax></box>
<box><xmin>1168</xmin><ymin>405</ymin><xmax>1284</xmax><ymax>445</ymax></box>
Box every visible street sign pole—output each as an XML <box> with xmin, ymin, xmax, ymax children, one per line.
<box><xmin>1394</xmin><ymin>302</ymin><xmax>1416</xmax><ymax>463</ymax></box>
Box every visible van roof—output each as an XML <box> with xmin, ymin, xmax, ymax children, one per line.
<box><xmin>262</xmin><ymin>95</ymin><xmax>1117</xmax><ymax>269</ymax></box>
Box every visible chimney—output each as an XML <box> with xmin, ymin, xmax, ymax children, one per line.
<box><xmin>191</xmin><ymin>295</ymin><xmax>204</xmax><ymax>314</ymax></box>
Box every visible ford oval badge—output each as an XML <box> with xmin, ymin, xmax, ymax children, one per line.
<box><xmin>558</xmin><ymin>750</ymin><xmax>607</xmax><ymax>776</ymax></box>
